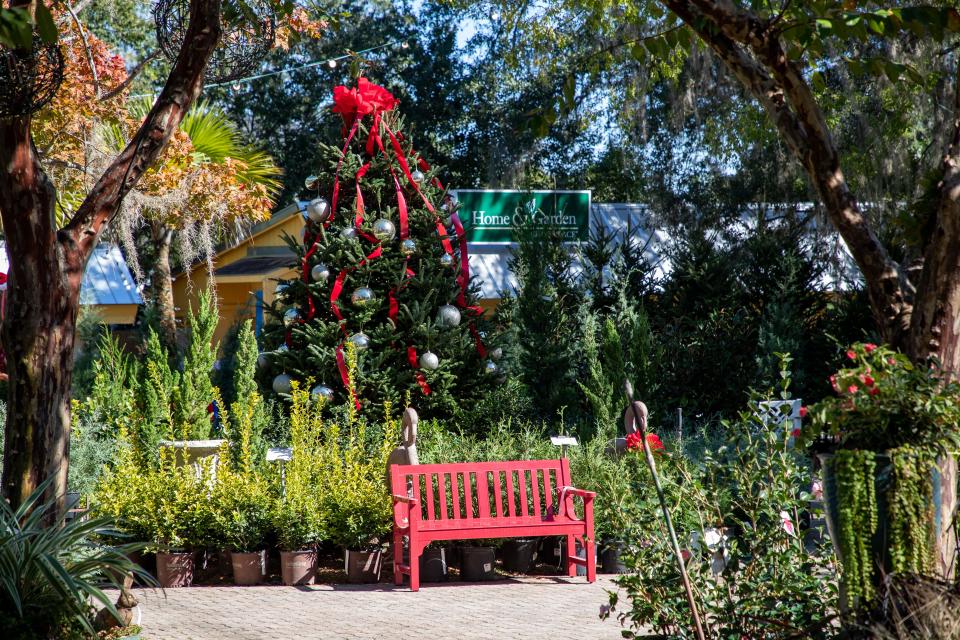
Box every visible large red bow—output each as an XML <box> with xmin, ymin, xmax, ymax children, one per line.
<box><xmin>332</xmin><ymin>77</ymin><xmax>398</xmax><ymax>127</ymax></box>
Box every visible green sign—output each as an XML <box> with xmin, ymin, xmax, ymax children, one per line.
<box><xmin>453</xmin><ymin>190</ymin><xmax>591</xmax><ymax>243</ymax></box>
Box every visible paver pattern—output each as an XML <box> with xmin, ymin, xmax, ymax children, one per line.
<box><xmin>130</xmin><ymin>576</ymin><xmax>622</xmax><ymax>639</ymax></box>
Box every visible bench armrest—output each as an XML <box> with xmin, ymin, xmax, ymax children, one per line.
<box><xmin>557</xmin><ymin>485</ymin><xmax>595</xmax><ymax>523</ymax></box>
<box><xmin>392</xmin><ymin>494</ymin><xmax>419</xmax><ymax>530</ymax></box>
<box><xmin>561</xmin><ymin>487</ymin><xmax>596</xmax><ymax>500</ymax></box>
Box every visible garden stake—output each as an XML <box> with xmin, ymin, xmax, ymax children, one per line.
<box><xmin>624</xmin><ymin>380</ymin><xmax>706</xmax><ymax>640</ymax></box>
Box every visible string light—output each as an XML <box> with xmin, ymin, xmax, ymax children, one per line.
<box><xmin>131</xmin><ymin>40</ymin><xmax>403</xmax><ymax>98</ymax></box>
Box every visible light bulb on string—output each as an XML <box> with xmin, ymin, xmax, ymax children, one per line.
<box><xmin>328</xmin><ymin>59</ymin><xmax>337</xmax><ymax>69</ymax></box>
<box><xmin>401</xmin><ymin>41</ymin><xmax>409</xmax><ymax>49</ymax></box>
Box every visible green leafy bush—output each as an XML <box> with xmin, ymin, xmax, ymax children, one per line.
<box><xmin>604</xmin><ymin>360</ymin><xmax>837</xmax><ymax>638</ymax></box>
<box><xmin>0</xmin><ymin>481</ymin><xmax>155</xmax><ymax>639</ymax></box>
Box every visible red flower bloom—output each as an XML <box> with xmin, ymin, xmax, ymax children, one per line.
<box><xmin>862</xmin><ymin>374</ymin><xmax>875</xmax><ymax>387</ymax></box>
<box><xmin>888</xmin><ymin>357</ymin><xmax>896</xmax><ymax>365</ymax></box>
<box><xmin>869</xmin><ymin>387</ymin><xmax>880</xmax><ymax>396</ymax></box>
<box><xmin>864</xmin><ymin>343</ymin><xmax>877</xmax><ymax>353</ymax></box>
<box><xmin>799</xmin><ymin>406</ymin><xmax>808</xmax><ymax>418</ymax></box>
<box><xmin>332</xmin><ymin>77</ymin><xmax>398</xmax><ymax>127</ymax></box>
<box><xmin>846</xmin><ymin>349</ymin><xmax>857</xmax><ymax>360</ymax></box>
<box><xmin>848</xmin><ymin>384</ymin><xmax>859</xmax><ymax>394</ymax></box>
<box><xmin>791</xmin><ymin>428</ymin><xmax>801</xmax><ymax>438</ymax></box>
<box><xmin>625</xmin><ymin>432</ymin><xmax>665</xmax><ymax>453</ymax></box>
<box><xmin>829</xmin><ymin>374</ymin><xmax>839</xmax><ymax>392</ymax></box>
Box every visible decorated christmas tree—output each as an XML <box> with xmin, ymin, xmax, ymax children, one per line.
<box><xmin>260</xmin><ymin>78</ymin><xmax>503</xmax><ymax>418</ymax></box>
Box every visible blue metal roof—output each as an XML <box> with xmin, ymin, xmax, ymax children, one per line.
<box><xmin>0</xmin><ymin>242</ymin><xmax>143</xmax><ymax>307</ymax></box>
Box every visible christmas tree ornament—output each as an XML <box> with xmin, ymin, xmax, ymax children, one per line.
<box><xmin>306</xmin><ymin>197</ymin><xmax>330</xmax><ymax>223</ymax></box>
<box><xmin>411</xmin><ymin>168</ymin><xmax>425</xmax><ymax>183</ymax></box>
<box><xmin>496</xmin><ymin>372</ymin><xmax>507</xmax><ymax>384</ymax></box>
<box><xmin>275</xmin><ymin>282</ymin><xmax>289</xmax><ymax>298</ymax></box>
<box><xmin>349</xmin><ymin>332</ymin><xmax>370</xmax><ymax>351</ymax></box>
<box><xmin>437</xmin><ymin>304</ymin><xmax>461</xmax><ymax>328</ymax></box>
<box><xmin>304</xmin><ymin>174</ymin><xmax>320</xmax><ymax>189</ymax></box>
<box><xmin>401</xmin><ymin>238</ymin><xmax>418</xmax><ymax>256</ymax></box>
<box><xmin>372</xmin><ymin>218</ymin><xmax>396</xmax><ymax>242</ymax></box>
<box><xmin>419</xmin><ymin>351</ymin><xmax>439</xmax><ymax>370</ymax></box>
<box><xmin>442</xmin><ymin>192</ymin><xmax>459</xmax><ymax>212</ymax></box>
<box><xmin>310</xmin><ymin>384</ymin><xmax>334</xmax><ymax>402</ymax></box>
<box><xmin>311</xmin><ymin>262</ymin><xmax>330</xmax><ymax>282</ymax></box>
<box><xmin>483</xmin><ymin>360</ymin><xmax>498</xmax><ymax>375</ymax></box>
<box><xmin>277</xmin><ymin>343</ymin><xmax>289</xmax><ymax>353</ymax></box>
<box><xmin>351</xmin><ymin>287</ymin><xmax>375</xmax><ymax>307</ymax></box>
<box><xmin>340</xmin><ymin>226</ymin><xmax>358</xmax><ymax>241</ymax></box>
<box><xmin>283</xmin><ymin>308</ymin><xmax>300</xmax><ymax>327</ymax></box>
<box><xmin>489</xmin><ymin>347</ymin><xmax>503</xmax><ymax>362</ymax></box>
<box><xmin>272</xmin><ymin>373</ymin><xmax>293</xmax><ymax>394</ymax></box>
<box><xmin>256</xmin><ymin>353</ymin><xmax>269</xmax><ymax>369</ymax></box>
<box><xmin>440</xmin><ymin>253</ymin><xmax>455</xmax><ymax>268</ymax></box>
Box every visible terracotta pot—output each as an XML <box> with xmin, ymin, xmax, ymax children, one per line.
<box><xmin>156</xmin><ymin>552</ymin><xmax>194</xmax><ymax>588</ymax></box>
<box><xmin>345</xmin><ymin>549</ymin><xmax>383</xmax><ymax>583</ymax></box>
<box><xmin>231</xmin><ymin>552</ymin><xmax>263</xmax><ymax>585</ymax></box>
<box><xmin>280</xmin><ymin>550</ymin><xmax>317</xmax><ymax>585</ymax></box>
<box><xmin>460</xmin><ymin>546</ymin><xmax>497</xmax><ymax>581</ymax></box>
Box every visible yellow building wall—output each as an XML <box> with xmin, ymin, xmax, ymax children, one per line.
<box><xmin>172</xmin><ymin>210</ymin><xmax>305</xmax><ymax>345</ymax></box>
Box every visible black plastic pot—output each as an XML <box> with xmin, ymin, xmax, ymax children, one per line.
<box><xmin>600</xmin><ymin>540</ymin><xmax>628</xmax><ymax>574</ymax></box>
<box><xmin>460</xmin><ymin>546</ymin><xmax>497</xmax><ymax>581</ymax></box>
<box><xmin>419</xmin><ymin>547</ymin><xmax>449</xmax><ymax>582</ymax></box>
<box><xmin>501</xmin><ymin>538</ymin><xmax>538</xmax><ymax>573</ymax></box>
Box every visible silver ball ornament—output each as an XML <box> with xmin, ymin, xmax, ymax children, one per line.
<box><xmin>483</xmin><ymin>360</ymin><xmax>498</xmax><ymax>375</ymax></box>
<box><xmin>283</xmin><ymin>308</ymin><xmax>300</xmax><ymax>327</ymax></box>
<box><xmin>351</xmin><ymin>287</ymin><xmax>375</xmax><ymax>307</ymax></box>
<box><xmin>272</xmin><ymin>373</ymin><xmax>293</xmax><ymax>394</ymax></box>
<box><xmin>411</xmin><ymin>169</ymin><xmax>425</xmax><ymax>183</ymax></box>
<box><xmin>275</xmin><ymin>282</ymin><xmax>289</xmax><ymax>298</ymax></box>
<box><xmin>400</xmin><ymin>238</ymin><xmax>418</xmax><ymax>256</ymax></box>
<box><xmin>440</xmin><ymin>253</ymin><xmax>455</xmax><ymax>268</ymax></box>
<box><xmin>372</xmin><ymin>218</ymin><xmax>396</xmax><ymax>242</ymax></box>
<box><xmin>256</xmin><ymin>353</ymin><xmax>270</xmax><ymax>369</ymax></box>
<box><xmin>437</xmin><ymin>304</ymin><xmax>461</xmax><ymax>328</ymax></box>
<box><xmin>419</xmin><ymin>351</ymin><xmax>439</xmax><ymax>370</ymax></box>
<box><xmin>277</xmin><ymin>343</ymin><xmax>289</xmax><ymax>353</ymax></box>
<box><xmin>340</xmin><ymin>226</ymin><xmax>358</xmax><ymax>241</ymax></box>
<box><xmin>349</xmin><ymin>332</ymin><xmax>370</xmax><ymax>351</ymax></box>
<box><xmin>306</xmin><ymin>197</ymin><xmax>330</xmax><ymax>223</ymax></box>
<box><xmin>304</xmin><ymin>174</ymin><xmax>319</xmax><ymax>189</ymax></box>
<box><xmin>490</xmin><ymin>347</ymin><xmax>503</xmax><ymax>362</ymax></box>
<box><xmin>311</xmin><ymin>263</ymin><xmax>330</xmax><ymax>282</ymax></box>
<box><xmin>310</xmin><ymin>384</ymin><xmax>335</xmax><ymax>403</ymax></box>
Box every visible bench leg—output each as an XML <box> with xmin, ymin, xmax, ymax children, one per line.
<box><xmin>393</xmin><ymin>531</ymin><xmax>404</xmax><ymax>586</ymax></box>
<box><xmin>409</xmin><ymin>539</ymin><xmax>421</xmax><ymax>592</ymax></box>
<box><xmin>585</xmin><ymin>536</ymin><xmax>596</xmax><ymax>583</ymax></box>
<box><xmin>565</xmin><ymin>535</ymin><xmax>576</xmax><ymax>577</ymax></box>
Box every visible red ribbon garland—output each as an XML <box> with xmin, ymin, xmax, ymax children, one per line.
<box><xmin>336</xmin><ymin>344</ymin><xmax>361</xmax><ymax>410</ymax></box>
<box><xmin>406</xmin><ymin>346</ymin><xmax>431</xmax><ymax>395</ymax></box>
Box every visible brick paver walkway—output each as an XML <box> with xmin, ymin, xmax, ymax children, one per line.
<box><xmin>128</xmin><ymin>576</ymin><xmax>622</xmax><ymax>639</ymax></box>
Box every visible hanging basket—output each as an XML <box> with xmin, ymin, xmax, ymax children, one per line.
<box><xmin>153</xmin><ymin>0</ymin><xmax>275</xmax><ymax>83</ymax></box>
<box><xmin>0</xmin><ymin>36</ymin><xmax>64</xmax><ymax>118</ymax></box>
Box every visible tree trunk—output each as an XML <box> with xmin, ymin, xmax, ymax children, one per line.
<box><xmin>0</xmin><ymin>0</ymin><xmax>221</xmax><ymax>516</ymax></box>
<box><xmin>151</xmin><ymin>221</ymin><xmax>178</xmax><ymax>352</ymax></box>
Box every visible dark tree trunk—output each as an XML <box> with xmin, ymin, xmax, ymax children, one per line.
<box><xmin>0</xmin><ymin>0</ymin><xmax>221</xmax><ymax>517</ymax></box>
<box><xmin>150</xmin><ymin>220</ymin><xmax>178</xmax><ymax>352</ymax></box>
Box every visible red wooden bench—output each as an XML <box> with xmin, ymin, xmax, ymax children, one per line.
<box><xmin>390</xmin><ymin>458</ymin><xmax>596</xmax><ymax>591</ymax></box>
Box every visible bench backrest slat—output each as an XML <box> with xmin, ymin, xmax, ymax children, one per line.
<box><xmin>391</xmin><ymin>459</ymin><xmax>573</xmax><ymax>524</ymax></box>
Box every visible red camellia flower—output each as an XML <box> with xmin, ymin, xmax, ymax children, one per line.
<box><xmin>869</xmin><ymin>387</ymin><xmax>879</xmax><ymax>396</ymax></box>
<box><xmin>332</xmin><ymin>77</ymin><xmax>399</xmax><ymax>127</ymax></box>
<box><xmin>848</xmin><ymin>384</ymin><xmax>859</xmax><ymax>394</ymax></box>
<box><xmin>864</xmin><ymin>343</ymin><xmax>877</xmax><ymax>353</ymax></box>
<box><xmin>799</xmin><ymin>406</ymin><xmax>808</xmax><ymax>418</ymax></box>
<box><xmin>846</xmin><ymin>349</ymin><xmax>857</xmax><ymax>360</ymax></box>
<box><xmin>646</xmin><ymin>433</ymin><xmax>665</xmax><ymax>451</ymax></box>
<box><xmin>862</xmin><ymin>374</ymin><xmax>875</xmax><ymax>387</ymax></box>
<box><xmin>829</xmin><ymin>374</ymin><xmax>839</xmax><ymax>392</ymax></box>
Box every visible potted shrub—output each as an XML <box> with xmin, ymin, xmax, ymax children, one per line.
<box><xmin>273</xmin><ymin>494</ymin><xmax>323</xmax><ymax>585</ymax></box>
<box><xmin>800</xmin><ymin>343</ymin><xmax>960</xmax><ymax>611</ymax></box>
<box><xmin>213</xmin><ymin>469</ymin><xmax>271</xmax><ymax>585</ymax></box>
<box><xmin>326</xmin><ymin>483</ymin><xmax>392</xmax><ymax>583</ymax></box>
<box><xmin>151</xmin><ymin>459</ymin><xmax>215</xmax><ymax>588</ymax></box>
